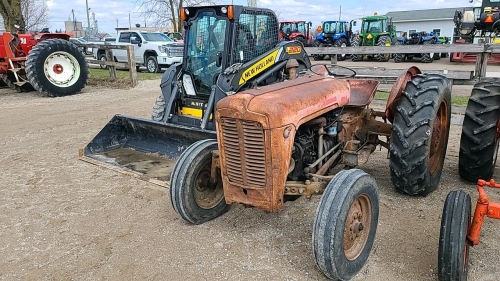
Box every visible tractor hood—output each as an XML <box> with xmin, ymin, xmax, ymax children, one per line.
<box><xmin>216</xmin><ymin>75</ymin><xmax>351</xmax><ymax>129</ymax></box>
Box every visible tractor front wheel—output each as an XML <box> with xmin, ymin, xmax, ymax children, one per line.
<box><xmin>393</xmin><ymin>40</ymin><xmax>406</xmax><ymax>63</ymax></box>
<box><xmin>313</xmin><ymin>169</ymin><xmax>379</xmax><ymax>280</ymax></box>
<box><xmin>390</xmin><ymin>74</ymin><xmax>452</xmax><ymax>195</ymax></box>
<box><xmin>170</xmin><ymin>139</ymin><xmax>228</xmax><ymax>224</ymax></box>
<box><xmin>351</xmin><ymin>37</ymin><xmax>362</xmax><ymax>61</ymax></box>
<box><xmin>438</xmin><ymin>190</ymin><xmax>471</xmax><ymax>281</ymax></box>
<box><xmin>334</xmin><ymin>38</ymin><xmax>348</xmax><ymax>61</ymax></box>
<box><xmin>26</xmin><ymin>39</ymin><xmax>88</xmax><ymax>97</ymax></box>
<box><xmin>313</xmin><ymin>41</ymin><xmax>326</xmax><ymax>61</ymax></box>
<box><xmin>459</xmin><ymin>80</ymin><xmax>500</xmax><ymax>182</ymax></box>
<box><xmin>376</xmin><ymin>36</ymin><xmax>391</xmax><ymax>62</ymax></box>
<box><xmin>421</xmin><ymin>39</ymin><xmax>435</xmax><ymax>63</ymax></box>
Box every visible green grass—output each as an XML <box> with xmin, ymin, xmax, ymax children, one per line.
<box><xmin>375</xmin><ymin>91</ymin><xmax>469</xmax><ymax>106</ymax></box>
<box><xmin>88</xmin><ymin>68</ymin><xmax>163</xmax><ymax>88</ymax></box>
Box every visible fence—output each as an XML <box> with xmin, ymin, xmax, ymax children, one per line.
<box><xmin>85</xmin><ymin>44</ymin><xmax>138</xmax><ymax>87</ymax></box>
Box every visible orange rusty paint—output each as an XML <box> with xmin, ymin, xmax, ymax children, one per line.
<box><xmin>345</xmin><ymin>79</ymin><xmax>379</xmax><ymax>107</ymax></box>
<box><xmin>468</xmin><ymin>179</ymin><xmax>500</xmax><ymax>245</ymax></box>
<box><xmin>216</xmin><ymin>75</ymin><xmax>351</xmax><ymax>212</ymax></box>
<box><xmin>385</xmin><ymin>66</ymin><xmax>421</xmax><ymax>123</ymax></box>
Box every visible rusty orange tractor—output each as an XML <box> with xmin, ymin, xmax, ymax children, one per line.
<box><xmin>438</xmin><ymin>179</ymin><xmax>500</xmax><ymax>280</ymax></box>
<box><xmin>0</xmin><ymin>30</ymin><xmax>88</xmax><ymax>96</ymax></box>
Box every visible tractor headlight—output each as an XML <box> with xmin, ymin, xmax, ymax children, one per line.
<box><xmin>221</xmin><ymin>6</ymin><xmax>227</xmax><ymax>13</ymax></box>
<box><xmin>183</xmin><ymin>74</ymin><xmax>196</xmax><ymax>96</ymax></box>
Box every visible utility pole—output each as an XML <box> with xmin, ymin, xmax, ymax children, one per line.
<box><xmin>85</xmin><ymin>0</ymin><xmax>91</xmax><ymax>39</ymax></box>
<box><xmin>129</xmin><ymin>13</ymin><xmax>131</xmax><ymax>29</ymax></box>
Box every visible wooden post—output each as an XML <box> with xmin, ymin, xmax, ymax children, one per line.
<box><xmin>126</xmin><ymin>45</ymin><xmax>138</xmax><ymax>87</ymax></box>
<box><xmin>474</xmin><ymin>51</ymin><xmax>488</xmax><ymax>80</ymax></box>
<box><xmin>105</xmin><ymin>49</ymin><xmax>116</xmax><ymax>81</ymax></box>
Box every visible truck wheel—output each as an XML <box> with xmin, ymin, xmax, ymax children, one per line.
<box><xmin>26</xmin><ymin>39</ymin><xmax>88</xmax><ymax>97</ymax></box>
<box><xmin>334</xmin><ymin>38</ymin><xmax>348</xmax><ymax>61</ymax></box>
<box><xmin>390</xmin><ymin>74</ymin><xmax>451</xmax><ymax>195</ymax></box>
<box><xmin>393</xmin><ymin>41</ymin><xmax>405</xmax><ymax>63</ymax></box>
<box><xmin>459</xmin><ymin>81</ymin><xmax>500</xmax><ymax>182</ymax></box>
<box><xmin>151</xmin><ymin>94</ymin><xmax>166</xmax><ymax>121</ymax></box>
<box><xmin>170</xmin><ymin>139</ymin><xmax>228</xmax><ymax>224</ymax></box>
<box><xmin>313</xmin><ymin>169</ymin><xmax>379</xmax><ymax>280</ymax></box>
<box><xmin>146</xmin><ymin>56</ymin><xmax>160</xmax><ymax>73</ymax></box>
<box><xmin>376</xmin><ymin>36</ymin><xmax>391</xmax><ymax>62</ymax></box>
<box><xmin>351</xmin><ymin>37</ymin><xmax>362</xmax><ymax>61</ymax></box>
<box><xmin>99</xmin><ymin>54</ymin><xmax>107</xmax><ymax>69</ymax></box>
<box><xmin>421</xmin><ymin>39</ymin><xmax>435</xmax><ymax>63</ymax></box>
<box><xmin>438</xmin><ymin>190</ymin><xmax>471</xmax><ymax>281</ymax></box>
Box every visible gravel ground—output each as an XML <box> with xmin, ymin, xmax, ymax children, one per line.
<box><xmin>1</xmin><ymin>61</ymin><xmax>500</xmax><ymax>281</ymax></box>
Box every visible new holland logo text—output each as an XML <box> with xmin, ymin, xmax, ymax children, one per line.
<box><xmin>239</xmin><ymin>49</ymin><xmax>280</xmax><ymax>85</ymax></box>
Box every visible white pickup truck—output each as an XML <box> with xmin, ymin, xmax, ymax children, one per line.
<box><xmin>93</xmin><ymin>30</ymin><xmax>184</xmax><ymax>73</ymax></box>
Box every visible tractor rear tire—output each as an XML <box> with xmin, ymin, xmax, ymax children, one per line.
<box><xmin>376</xmin><ymin>36</ymin><xmax>391</xmax><ymax>62</ymax></box>
<box><xmin>438</xmin><ymin>190</ymin><xmax>471</xmax><ymax>281</ymax></box>
<box><xmin>26</xmin><ymin>39</ymin><xmax>88</xmax><ymax>97</ymax></box>
<box><xmin>459</xmin><ymin>81</ymin><xmax>500</xmax><ymax>182</ymax></box>
<box><xmin>313</xmin><ymin>169</ymin><xmax>379</xmax><ymax>280</ymax></box>
<box><xmin>421</xmin><ymin>39</ymin><xmax>435</xmax><ymax>63</ymax></box>
<box><xmin>170</xmin><ymin>139</ymin><xmax>229</xmax><ymax>224</ymax></box>
<box><xmin>351</xmin><ymin>37</ymin><xmax>362</xmax><ymax>61</ymax></box>
<box><xmin>151</xmin><ymin>94</ymin><xmax>166</xmax><ymax>121</ymax></box>
<box><xmin>393</xmin><ymin>41</ymin><xmax>405</xmax><ymax>63</ymax></box>
<box><xmin>334</xmin><ymin>38</ymin><xmax>348</xmax><ymax>61</ymax></box>
<box><xmin>390</xmin><ymin>74</ymin><xmax>452</xmax><ymax>195</ymax></box>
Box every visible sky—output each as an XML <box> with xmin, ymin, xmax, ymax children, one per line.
<box><xmin>45</xmin><ymin>0</ymin><xmax>474</xmax><ymax>35</ymax></box>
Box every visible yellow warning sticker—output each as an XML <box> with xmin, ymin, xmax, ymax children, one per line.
<box><xmin>238</xmin><ymin>49</ymin><xmax>280</xmax><ymax>85</ymax></box>
<box><xmin>286</xmin><ymin>46</ymin><xmax>301</xmax><ymax>54</ymax></box>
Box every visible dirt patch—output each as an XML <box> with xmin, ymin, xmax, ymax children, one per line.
<box><xmin>0</xmin><ymin>65</ymin><xmax>499</xmax><ymax>280</ymax></box>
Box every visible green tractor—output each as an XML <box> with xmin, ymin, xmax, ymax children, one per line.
<box><xmin>351</xmin><ymin>13</ymin><xmax>397</xmax><ymax>62</ymax></box>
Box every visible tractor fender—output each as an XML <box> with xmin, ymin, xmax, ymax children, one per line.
<box><xmin>385</xmin><ymin>66</ymin><xmax>421</xmax><ymax>123</ymax></box>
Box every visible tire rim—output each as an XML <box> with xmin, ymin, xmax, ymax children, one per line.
<box><xmin>343</xmin><ymin>193</ymin><xmax>372</xmax><ymax>261</ymax></box>
<box><xmin>43</xmin><ymin>51</ymin><xmax>80</xmax><ymax>87</ymax></box>
<box><xmin>429</xmin><ymin>99</ymin><xmax>449</xmax><ymax>175</ymax></box>
<box><xmin>147</xmin><ymin>59</ymin><xmax>156</xmax><ymax>72</ymax></box>
<box><xmin>100</xmin><ymin>56</ymin><xmax>107</xmax><ymax>69</ymax></box>
<box><xmin>194</xmin><ymin>161</ymin><xmax>224</xmax><ymax>209</ymax></box>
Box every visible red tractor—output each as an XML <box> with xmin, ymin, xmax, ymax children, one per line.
<box><xmin>0</xmin><ymin>29</ymin><xmax>88</xmax><ymax>97</ymax></box>
<box><xmin>279</xmin><ymin>20</ymin><xmax>313</xmax><ymax>46</ymax></box>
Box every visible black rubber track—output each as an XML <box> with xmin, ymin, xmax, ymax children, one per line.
<box><xmin>26</xmin><ymin>39</ymin><xmax>88</xmax><ymax>97</ymax></box>
<box><xmin>459</xmin><ymin>80</ymin><xmax>500</xmax><ymax>182</ymax></box>
<box><xmin>390</xmin><ymin>74</ymin><xmax>452</xmax><ymax>195</ymax></box>
<box><xmin>438</xmin><ymin>190</ymin><xmax>471</xmax><ymax>281</ymax></box>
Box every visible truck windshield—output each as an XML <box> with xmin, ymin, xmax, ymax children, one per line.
<box><xmin>140</xmin><ymin>32</ymin><xmax>173</xmax><ymax>42</ymax></box>
<box><xmin>186</xmin><ymin>11</ymin><xmax>228</xmax><ymax>96</ymax></box>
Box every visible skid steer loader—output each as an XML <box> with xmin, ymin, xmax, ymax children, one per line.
<box><xmin>80</xmin><ymin>5</ymin><xmax>452</xmax><ymax>280</ymax></box>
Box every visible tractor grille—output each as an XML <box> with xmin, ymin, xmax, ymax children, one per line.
<box><xmin>220</xmin><ymin>118</ymin><xmax>266</xmax><ymax>188</ymax></box>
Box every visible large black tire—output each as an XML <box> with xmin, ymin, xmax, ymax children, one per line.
<box><xmin>438</xmin><ymin>190</ymin><xmax>471</xmax><ymax>281</ymax></box>
<box><xmin>170</xmin><ymin>139</ymin><xmax>228</xmax><ymax>224</ymax></box>
<box><xmin>376</xmin><ymin>36</ymin><xmax>391</xmax><ymax>62</ymax></box>
<box><xmin>393</xmin><ymin>40</ymin><xmax>406</xmax><ymax>63</ymax></box>
<box><xmin>434</xmin><ymin>52</ymin><xmax>442</xmax><ymax>60</ymax></box>
<box><xmin>459</xmin><ymin>81</ymin><xmax>500</xmax><ymax>182</ymax></box>
<box><xmin>26</xmin><ymin>39</ymin><xmax>88</xmax><ymax>97</ymax></box>
<box><xmin>421</xmin><ymin>39</ymin><xmax>435</xmax><ymax>63</ymax></box>
<box><xmin>313</xmin><ymin>169</ymin><xmax>379</xmax><ymax>280</ymax></box>
<box><xmin>390</xmin><ymin>74</ymin><xmax>452</xmax><ymax>195</ymax></box>
<box><xmin>313</xmin><ymin>41</ymin><xmax>326</xmax><ymax>61</ymax></box>
<box><xmin>151</xmin><ymin>94</ymin><xmax>166</xmax><ymax>121</ymax></box>
<box><xmin>350</xmin><ymin>37</ymin><xmax>362</xmax><ymax>61</ymax></box>
<box><xmin>334</xmin><ymin>38</ymin><xmax>348</xmax><ymax>61</ymax></box>
<box><xmin>146</xmin><ymin>56</ymin><xmax>160</xmax><ymax>73</ymax></box>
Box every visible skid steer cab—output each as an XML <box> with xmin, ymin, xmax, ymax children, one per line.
<box><xmin>79</xmin><ymin>5</ymin><xmax>453</xmax><ymax>281</ymax></box>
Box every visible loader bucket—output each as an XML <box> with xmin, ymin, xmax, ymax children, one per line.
<box><xmin>79</xmin><ymin>115</ymin><xmax>216</xmax><ymax>187</ymax></box>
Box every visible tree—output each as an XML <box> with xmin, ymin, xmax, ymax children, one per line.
<box><xmin>0</xmin><ymin>0</ymin><xmax>49</xmax><ymax>32</ymax></box>
<box><xmin>139</xmin><ymin>0</ymin><xmax>219</xmax><ymax>32</ymax></box>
